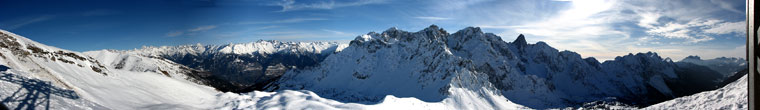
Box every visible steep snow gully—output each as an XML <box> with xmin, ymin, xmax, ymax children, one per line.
<box><xmin>0</xmin><ymin>25</ymin><xmax>748</xmax><ymax>109</ymax></box>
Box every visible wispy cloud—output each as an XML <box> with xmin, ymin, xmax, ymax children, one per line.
<box><xmin>414</xmin><ymin>16</ymin><xmax>451</xmax><ymax>20</ymax></box>
<box><xmin>641</xmin><ymin>18</ymin><xmax>744</xmax><ymax>43</ymax></box>
<box><xmin>709</xmin><ymin>0</ymin><xmax>743</xmax><ymax>14</ymax></box>
<box><xmin>166</xmin><ymin>25</ymin><xmax>218</xmax><ymax>37</ymax></box>
<box><xmin>431</xmin><ymin>0</ymin><xmax>493</xmax><ymax>11</ymax></box>
<box><xmin>509</xmin><ymin>0</ymin><xmax>628</xmax><ymax>45</ymax></box>
<box><xmin>216</xmin><ymin>25</ymin><xmax>283</xmax><ymax>38</ymax></box>
<box><xmin>465</xmin><ymin>0</ymin><xmax>744</xmax><ymax>60</ymax></box>
<box><xmin>271</xmin><ymin>0</ymin><xmax>386</xmax><ymax>12</ymax></box>
<box><xmin>238</xmin><ymin>18</ymin><xmax>327</xmax><ymax>25</ymax></box>
<box><xmin>166</xmin><ymin>31</ymin><xmax>184</xmax><ymax>37</ymax></box>
<box><xmin>253</xmin><ymin>25</ymin><xmax>282</xmax><ymax>30</ymax></box>
<box><xmin>4</xmin><ymin>15</ymin><xmax>56</xmax><ymax>30</ymax></box>
<box><xmin>625</xmin><ymin>0</ymin><xmax>743</xmax><ymax>42</ymax></box>
<box><xmin>322</xmin><ymin>29</ymin><xmax>352</xmax><ymax>36</ymax></box>
<box><xmin>273</xmin><ymin>18</ymin><xmax>327</xmax><ymax>23</ymax></box>
<box><xmin>188</xmin><ymin>25</ymin><xmax>217</xmax><ymax>32</ymax></box>
<box><xmin>704</xmin><ymin>21</ymin><xmax>745</xmax><ymax>35</ymax></box>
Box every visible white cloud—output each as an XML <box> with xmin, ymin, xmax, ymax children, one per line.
<box><xmin>709</xmin><ymin>0</ymin><xmax>743</xmax><ymax>14</ymax></box>
<box><xmin>322</xmin><ymin>29</ymin><xmax>352</xmax><ymax>36</ymax></box>
<box><xmin>641</xmin><ymin>18</ymin><xmax>743</xmax><ymax>43</ymax></box>
<box><xmin>626</xmin><ymin>1</ymin><xmax>745</xmax><ymax>43</ymax></box>
<box><xmin>274</xmin><ymin>18</ymin><xmax>327</xmax><ymax>23</ymax></box>
<box><xmin>166</xmin><ymin>31</ymin><xmax>184</xmax><ymax>37</ymax></box>
<box><xmin>272</xmin><ymin>0</ymin><xmax>386</xmax><ymax>12</ymax></box>
<box><xmin>188</xmin><ymin>25</ymin><xmax>217</xmax><ymax>32</ymax></box>
<box><xmin>166</xmin><ymin>25</ymin><xmax>218</xmax><ymax>37</ymax></box>
<box><xmin>646</xmin><ymin>22</ymin><xmax>690</xmax><ymax>38</ymax></box>
<box><xmin>623</xmin><ymin>0</ymin><xmax>745</xmax><ymax>43</ymax></box>
<box><xmin>504</xmin><ymin>0</ymin><xmax>628</xmax><ymax>51</ymax></box>
<box><xmin>431</xmin><ymin>0</ymin><xmax>493</xmax><ymax>11</ymax></box>
<box><xmin>687</xmin><ymin>19</ymin><xmax>721</xmax><ymax>27</ymax></box>
<box><xmin>704</xmin><ymin>21</ymin><xmax>745</xmax><ymax>34</ymax></box>
<box><xmin>466</xmin><ymin>0</ymin><xmax>744</xmax><ymax>60</ymax></box>
<box><xmin>4</xmin><ymin>15</ymin><xmax>55</xmax><ymax>30</ymax></box>
<box><xmin>414</xmin><ymin>16</ymin><xmax>451</xmax><ymax>20</ymax></box>
<box><xmin>238</xmin><ymin>18</ymin><xmax>327</xmax><ymax>25</ymax></box>
<box><xmin>636</xmin><ymin>12</ymin><xmax>661</xmax><ymax>28</ymax></box>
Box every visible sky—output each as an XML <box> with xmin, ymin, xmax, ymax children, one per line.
<box><xmin>0</xmin><ymin>0</ymin><xmax>747</xmax><ymax>61</ymax></box>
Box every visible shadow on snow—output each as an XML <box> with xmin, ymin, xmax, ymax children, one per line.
<box><xmin>0</xmin><ymin>65</ymin><xmax>80</xmax><ymax>110</ymax></box>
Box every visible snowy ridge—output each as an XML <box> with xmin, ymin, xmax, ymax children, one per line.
<box><xmin>266</xmin><ymin>25</ymin><xmax>736</xmax><ymax>109</ymax></box>
<box><xmin>0</xmin><ymin>29</ymin><xmax>108</xmax><ymax>76</ymax></box>
<box><xmin>135</xmin><ymin>40</ymin><xmax>344</xmax><ymax>56</ymax></box>
<box><xmin>0</xmin><ymin>26</ymin><xmax>747</xmax><ymax>109</ymax></box>
<box><xmin>83</xmin><ymin>50</ymin><xmax>209</xmax><ymax>85</ymax></box>
<box><xmin>126</xmin><ymin>40</ymin><xmax>347</xmax><ymax>92</ymax></box>
<box><xmin>645</xmin><ymin>74</ymin><xmax>748</xmax><ymax>109</ymax></box>
<box><xmin>0</xmin><ymin>29</ymin><xmax>221</xmax><ymax>109</ymax></box>
<box><xmin>267</xmin><ymin>25</ymin><xmax>529</xmax><ymax>109</ymax></box>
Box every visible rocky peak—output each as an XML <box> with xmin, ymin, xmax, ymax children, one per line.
<box><xmin>0</xmin><ymin>29</ymin><xmax>109</xmax><ymax>75</ymax></box>
<box><xmin>682</xmin><ymin>55</ymin><xmax>701</xmax><ymax>61</ymax></box>
<box><xmin>420</xmin><ymin>25</ymin><xmax>448</xmax><ymax>38</ymax></box>
<box><xmin>457</xmin><ymin>27</ymin><xmax>483</xmax><ymax>35</ymax></box>
<box><xmin>513</xmin><ymin>34</ymin><xmax>527</xmax><ymax>47</ymax></box>
<box><xmin>423</xmin><ymin>24</ymin><xmax>441</xmax><ymax>32</ymax></box>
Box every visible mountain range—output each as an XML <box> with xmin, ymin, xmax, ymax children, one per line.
<box><xmin>0</xmin><ymin>25</ymin><xmax>748</xmax><ymax>109</ymax></box>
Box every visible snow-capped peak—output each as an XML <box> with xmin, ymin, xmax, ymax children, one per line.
<box><xmin>0</xmin><ymin>26</ymin><xmax>745</xmax><ymax>110</ymax></box>
<box><xmin>135</xmin><ymin>40</ymin><xmax>345</xmax><ymax>57</ymax></box>
<box><xmin>269</xmin><ymin>26</ymin><xmax>738</xmax><ymax>109</ymax></box>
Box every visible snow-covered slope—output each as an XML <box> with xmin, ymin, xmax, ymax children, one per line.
<box><xmin>0</xmin><ymin>69</ymin><xmax>107</xmax><ymax>110</ymax></box>
<box><xmin>266</xmin><ymin>25</ymin><xmax>734</xmax><ymax>109</ymax></box>
<box><xmin>130</xmin><ymin>40</ymin><xmax>345</xmax><ymax>92</ymax></box>
<box><xmin>0</xmin><ymin>29</ymin><xmax>222</xmax><ymax>109</ymax></box>
<box><xmin>216</xmin><ymin>88</ymin><xmax>528</xmax><ymax>110</ymax></box>
<box><xmin>0</xmin><ymin>26</ymin><xmax>746</xmax><ymax>109</ymax></box>
<box><xmin>645</xmin><ymin>74</ymin><xmax>747</xmax><ymax>109</ymax></box>
<box><xmin>4</xmin><ymin>29</ymin><xmax>508</xmax><ymax>110</ymax></box>
<box><xmin>267</xmin><ymin>26</ymin><xmax>530</xmax><ymax>110</ymax></box>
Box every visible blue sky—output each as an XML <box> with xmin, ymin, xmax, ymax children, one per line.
<box><xmin>0</xmin><ymin>0</ymin><xmax>747</xmax><ymax>61</ymax></box>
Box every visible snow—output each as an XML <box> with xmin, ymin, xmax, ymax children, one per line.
<box><xmin>268</xmin><ymin>26</ymin><xmax>533</xmax><ymax>109</ymax></box>
<box><xmin>266</xmin><ymin>25</ymin><xmax>745</xmax><ymax>109</ymax></box>
<box><xmin>335</xmin><ymin>43</ymin><xmax>349</xmax><ymax>52</ymax></box>
<box><xmin>214</xmin><ymin>88</ymin><xmax>528</xmax><ymax>110</ymax></box>
<box><xmin>645</xmin><ymin>74</ymin><xmax>748</xmax><ymax>109</ymax></box>
<box><xmin>0</xmin><ymin>26</ymin><xmax>749</xmax><ymax>110</ymax></box>
<box><xmin>135</xmin><ymin>40</ymin><xmax>343</xmax><ymax>57</ymax></box>
<box><xmin>215</xmin><ymin>90</ymin><xmax>365</xmax><ymax>110</ymax></box>
<box><xmin>0</xmin><ymin>29</ymin><xmax>528</xmax><ymax>110</ymax></box>
<box><xmin>0</xmin><ymin>30</ymin><xmax>219</xmax><ymax>109</ymax></box>
<box><xmin>0</xmin><ymin>70</ymin><xmax>107</xmax><ymax>110</ymax></box>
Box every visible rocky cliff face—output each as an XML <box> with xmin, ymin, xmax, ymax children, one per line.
<box><xmin>131</xmin><ymin>40</ymin><xmax>345</xmax><ymax>92</ymax></box>
<box><xmin>266</xmin><ymin>25</ymin><xmax>732</xmax><ymax>108</ymax></box>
